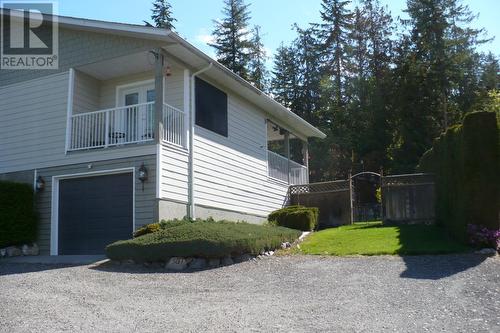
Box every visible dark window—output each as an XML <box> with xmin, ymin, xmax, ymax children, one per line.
<box><xmin>195</xmin><ymin>77</ymin><xmax>228</xmax><ymax>136</ymax></box>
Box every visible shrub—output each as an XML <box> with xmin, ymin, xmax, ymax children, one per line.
<box><xmin>0</xmin><ymin>181</ymin><xmax>38</xmax><ymax>248</ymax></box>
<box><xmin>268</xmin><ymin>206</ymin><xmax>319</xmax><ymax>231</ymax></box>
<box><xmin>467</xmin><ymin>224</ymin><xmax>500</xmax><ymax>250</ymax></box>
<box><xmin>106</xmin><ymin>220</ymin><xmax>301</xmax><ymax>262</ymax></box>
<box><xmin>133</xmin><ymin>223</ymin><xmax>161</xmax><ymax>238</ymax></box>
<box><xmin>418</xmin><ymin>111</ymin><xmax>499</xmax><ymax>242</ymax></box>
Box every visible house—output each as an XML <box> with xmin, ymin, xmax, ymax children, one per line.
<box><xmin>0</xmin><ymin>11</ymin><xmax>325</xmax><ymax>255</ymax></box>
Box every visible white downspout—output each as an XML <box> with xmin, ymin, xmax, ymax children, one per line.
<box><xmin>188</xmin><ymin>62</ymin><xmax>213</xmax><ymax>219</ymax></box>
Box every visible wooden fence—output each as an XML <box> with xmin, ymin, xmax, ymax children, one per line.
<box><xmin>286</xmin><ymin>172</ymin><xmax>435</xmax><ymax>227</ymax></box>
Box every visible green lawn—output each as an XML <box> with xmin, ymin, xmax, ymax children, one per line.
<box><xmin>297</xmin><ymin>222</ymin><xmax>469</xmax><ymax>256</ymax></box>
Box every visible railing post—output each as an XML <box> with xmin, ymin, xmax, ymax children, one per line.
<box><xmin>104</xmin><ymin>111</ymin><xmax>110</xmax><ymax>147</ymax></box>
<box><xmin>285</xmin><ymin>131</ymin><xmax>290</xmax><ymax>184</ymax></box>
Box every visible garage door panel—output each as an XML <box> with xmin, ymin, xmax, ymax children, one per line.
<box><xmin>58</xmin><ymin>173</ymin><xmax>133</xmax><ymax>255</ymax></box>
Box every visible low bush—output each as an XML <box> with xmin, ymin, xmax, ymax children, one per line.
<box><xmin>133</xmin><ymin>223</ymin><xmax>161</xmax><ymax>238</ymax></box>
<box><xmin>0</xmin><ymin>181</ymin><xmax>38</xmax><ymax>248</ymax></box>
<box><xmin>268</xmin><ymin>206</ymin><xmax>319</xmax><ymax>231</ymax></box>
<box><xmin>106</xmin><ymin>220</ymin><xmax>301</xmax><ymax>262</ymax></box>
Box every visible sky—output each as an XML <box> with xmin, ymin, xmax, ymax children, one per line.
<box><xmin>50</xmin><ymin>0</ymin><xmax>500</xmax><ymax>62</ymax></box>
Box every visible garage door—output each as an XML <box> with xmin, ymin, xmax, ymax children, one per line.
<box><xmin>58</xmin><ymin>173</ymin><xmax>133</xmax><ymax>255</ymax></box>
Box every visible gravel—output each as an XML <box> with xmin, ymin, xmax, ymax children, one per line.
<box><xmin>1</xmin><ymin>254</ymin><xmax>499</xmax><ymax>332</ymax></box>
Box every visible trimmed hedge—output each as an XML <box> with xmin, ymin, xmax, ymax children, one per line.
<box><xmin>106</xmin><ymin>220</ymin><xmax>301</xmax><ymax>262</ymax></box>
<box><xmin>418</xmin><ymin>111</ymin><xmax>499</xmax><ymax>242</ymax></box>
<box><xmin>0</xmin><ymin>181</ymin><xmax>38</xmax><ymax>248</ymax></box>
<box><xmin>268</xmin><ymin>205</ymin><xmax>319</xmax><ymax>231</ymax></box>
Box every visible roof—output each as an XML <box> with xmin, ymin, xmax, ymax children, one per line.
<box><xmin>1</xmin><ymin>9</ymin><xmax>326</xmax><ymax>139</ymax></box>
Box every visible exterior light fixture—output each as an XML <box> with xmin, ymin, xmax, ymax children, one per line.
<box><xmin>165</xmin><ymin>65</ymin><xmax>172</xmax><ymax>77</ymax></box>
<box><xmin>35</xmin><ymin>176</ymin><xmax>45</xmax><ymax>192</ymax></box>
<box><xmin>138</xmin><ymin>163</ymin><xmax>148</xmax><ymax>191</ymax></box>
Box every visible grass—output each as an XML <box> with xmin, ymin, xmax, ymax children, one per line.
<box><xmin>106</xmin><ymin>220</ymin><xmax>301</xmax><ymax>262</ymax></box>
<box><xmin>296</xmin><ymin>222</ymin><xmax>469</xmax><ymax>256</ymax></box>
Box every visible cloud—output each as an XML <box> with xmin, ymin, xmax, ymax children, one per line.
<box><xmin>195</xmin><ymin>28</ymin><xmax>214</xmax><ymax>45</ymax></box>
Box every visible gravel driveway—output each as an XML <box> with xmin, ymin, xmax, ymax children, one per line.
<box><xmin>1</xmin><ymin>254</ymin><xmax>499</xmax><ymax>332</ymax></box>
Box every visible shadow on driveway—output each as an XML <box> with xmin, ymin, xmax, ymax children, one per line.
<box><xmin>400</xmin><ymin>254</ymin><xmax>488</xmax><ymax>280</ymax></box>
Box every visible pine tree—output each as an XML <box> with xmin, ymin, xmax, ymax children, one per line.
<box><xmin>248</xmin><ymin>26</ymin><xmax>269</xmax><ymax>91</ymax></box>
<box><xmin>149</xmin><ymin>0</ymin><xmax>176</xmax><ymax>30</ymax></box>
<box><xmin>210</xmin><ymin>0</ymin><xmax>252</xmax><ymax>79</ymax></box>
<box><xmin>271</xmin><ymin>43</ymin><xmax>299</xmax><ymax>108</ymax></box>
<box><xmin>314</xmin><ymin>0</ymin><xmax>353</xmax><ymax>107</ymax></box>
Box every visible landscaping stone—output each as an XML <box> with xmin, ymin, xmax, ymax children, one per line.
<box><xmin>166</xmin><ymin>257</ymin><xmax>190</xmax><ymax>271</ymax></box>
<box><xmin>281</xmin><ymin>242</ymin><xmax>291</xmax><ymax>249</ymax></box>
<box><xmin>189</xmin><ymin>258</ymin><xmax>207</xmax><ymax>269</ymax></box>
<box><xmin>6</xmin><ymin>246</ymin><xmax>22</xmax><ymax>257</ymax></box>
<box><xmin>21</xmin><ymin>243</ymin><xmax>39</xmax><ymax>256</ymax></box>
<box><xmin>221</xmin><ymin>256</ymin><xmax>233</xmax><ymax>266</ymax></box>
<box><xmin>207</xmin><ymin>258</ymin><xmax>220</xmax><ymax>268</ymax></box>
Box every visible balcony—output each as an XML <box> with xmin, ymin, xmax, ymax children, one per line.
<box><xmin>267</xmin><ymin>150</ymin><xmax>308</xmax><ymax>185</ymax></box>
<box><xmin>68</xmin><ymin>102</ymin><xmax>185</xmax><ymax>151</ymax></box>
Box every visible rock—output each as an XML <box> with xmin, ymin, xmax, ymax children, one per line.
<box><xmin>266</xmin><ymin>251</ymin><xmax>275</xmax><ymax>256</ymax></box>
<box><xmin>165</xmin><ymin>257</ymin><xmax>189</xmax><ymax>271</ymax></box>
<box><xmin>207</xmin><ymin>258</ymin><xmax>220</xmax><ymax>268</ymax></box>
<box><xmin>21</xmin><ymin>243</ymin><xmax>39</xmax><ymax>256</ymax></box>
<box><xmin>6</xmin><ymin>246</ymin><xmax>22</xmax><ymax>257</ymax></box>
<box><xmin>475</xmin><ymin>248</ymin><xmax>498</xmax><ymax>256</ymax></box>
<box><xmin>189</xmin><ymin>258</ymin><xmax>207</xmax><ymax>269</ymax></box>
<box><xmin>0</xmin><ymin>248</ymin><xmax>6</xmax><ymax>257</ymax></box>
<box><xmin>221</xmin><ymin>256</ymin><xmax>233</xmax><ymax>266</ymax></box>
<box><xmin>281</xmin><ymin>242</ymin><xmax>291</xmax><ymax>249</ymax></box>
<box><xmin>233</xmin><ymin>253</ymin><xmax>252</xmax><ymax>263</ymax></box>
<box><xmin>259</xmin><ymin>250</ymin><xmax>266</xmax><ymax>255</ymax></box>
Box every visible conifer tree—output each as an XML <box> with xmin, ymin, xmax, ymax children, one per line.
<box><xmin>210</xmin><ymin>0</ymin><xmax>252</xmax><ymax>79</ymax></box>
<box><xmin>248</xmin><ymin>26</ymin><xmax>269</xmax><ymax>91</ymax></box>
<box><xmin>149</xmin><ymin>0</ymin><xmax>176</xmax><ymax>30</ymax></box>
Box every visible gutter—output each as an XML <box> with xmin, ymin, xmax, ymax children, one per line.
<box><xmin>188</xmin><ymin>62</ymin><xmax>213</xmax><ymax>219</ymax></box>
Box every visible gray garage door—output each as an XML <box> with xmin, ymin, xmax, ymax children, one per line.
<box><xmin>58</xmin><ymin>173</ymin><xmax>133</xmax><ymax>255</ymax></box>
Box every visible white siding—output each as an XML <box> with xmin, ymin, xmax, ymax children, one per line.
<box><xmin>0</xmin><ymin>72</ymin><xmax>156</xmax><ymax>174</ymax></box>
<box><xmin>73</xmin><ymin>70</ymin><xmax>100</xmax><ymax>114</ymax></box>
<box><xmin>159</xmin><ymin>89</ymin><xmax>289</xmax><ymax>217</ymax></box>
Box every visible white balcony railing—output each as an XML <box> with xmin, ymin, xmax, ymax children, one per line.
<box><xmin>68</xmin><ymin>102</ymin><xmax>185</xmax><ymax>151</ymax></box>
<box><xmin>267</xmin><ymin>150</ymin><xmax>308</xmax><ymax>185</ymax></box>
<box><xmin>162</xmin><ymin>103</ymin><xmax>185</xmax><ymax>147</ymax></box>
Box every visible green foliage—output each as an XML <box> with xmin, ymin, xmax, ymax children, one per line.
<box><xmin>268</xmin><ymin>206</ymin><xmax>319</xmax><ymax>231</ymax></box>
<box><xmin>210</xmin><ymin>0</ymin><xmax>252</xmax><ymax>79</ymax></box>
<box><xmin>297</xmin><ymin>222</ymin><xmax>469</xmax><ymax>256</ymax></box>
<box><xmin>148</xmin><ymin>0</ymin><xmax>176</xmax><ymax>30</ymax></box>
<box><xmin>418</xmin><ymin>112</ymin><xmax>499</xmax><ymax>242</ymax></box>
<box><xmin>0</xmin><ymin>181</ymin><xmax>38</xmax><ymax>248</ymax></box>
<box><xmin>106</xmin><ymin>220</ymin><xmax>301</xmax><ymax>262</ymax></box>
<box><xmin>133</xmin><ymin>223</ymin><xmax>161</xmax><ymax>238</ymax></box>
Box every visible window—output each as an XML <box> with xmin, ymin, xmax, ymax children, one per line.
<box><xmin>195</xmin><ymin>77</ymin><xmax>228</xmax><ymax>137</ymax></box>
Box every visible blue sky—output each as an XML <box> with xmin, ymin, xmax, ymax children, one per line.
<box><xmin>55</xmin><ymin>0</ymin><xmax>499</xmax><ymax>62</ymax></box>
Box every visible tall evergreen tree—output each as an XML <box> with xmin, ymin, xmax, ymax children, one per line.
<box><xmin>390</xmin><ymin>0</ymin><xmax>488</xmax><ymax>172</ymax></box>
<box><xmin>149</xmin><ymin>0</ymin><xmax>176</xmax><ymax>30</ymax></box>
<box><xmin>210</xmin><ymin>0</ymin><xmax>252</xmax><ymax>79</ymax></box>
<box><xmin>248</xmin><ymin>25</ymin><xmax>269</xmax><ymax>91</ymax></box>
<box><xmin>271</xmin><ymin>43</ymin><xmax>299</xmax><ymax>108</ymax></box>
<box><xmin>314</xmin><ymin>0</ymin><xmax>353</xmax><ymax>107</ymax></box>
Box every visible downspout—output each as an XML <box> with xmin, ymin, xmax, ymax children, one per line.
<box><xmin>188</xmin><ymin>62</ymin><xmax>213</xmax><ymax>219</ymax></box>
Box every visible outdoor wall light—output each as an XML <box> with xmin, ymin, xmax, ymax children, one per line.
<box><xmin>35</xmin><ymin>176</ymin><xmax>45</xmax><ymax>192</ymax></box>
<box><xmin>138</xmin><ymin>163</ymin><xmax>148</xmax><ymax>191</ymax></box>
